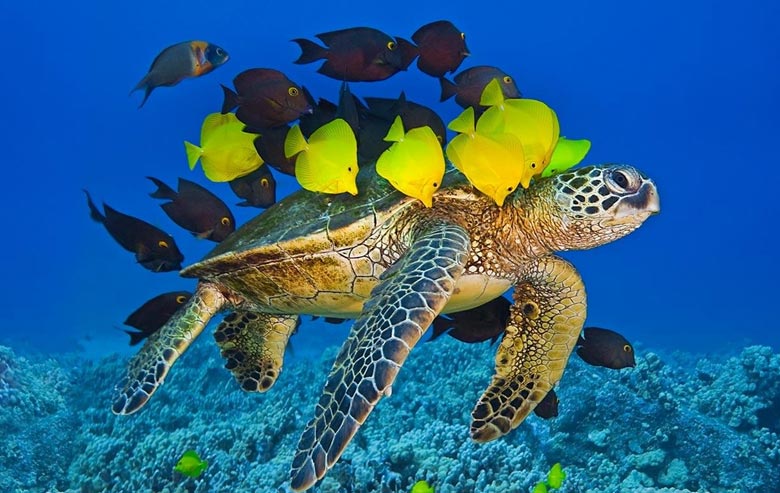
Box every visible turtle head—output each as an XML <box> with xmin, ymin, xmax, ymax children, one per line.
<box><xmin>536</xmin><ymin>164</ymin><xmax>660</xmax><ymax>251</ymax></box>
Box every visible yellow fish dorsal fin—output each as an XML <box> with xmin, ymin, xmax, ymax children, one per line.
<box><xmin>201</xmin><ymin>112</ymin><xmax>237</xmax><ymax>143</ymax></box>
<box><xmin>447</xmin><ymin>106</ymin><xmax>476</xmax><ymax>135</ymax></box>
<box><xmin>284</xmin><ymin>125</ymin><xmax>308</xmax><ymax>158</ymax></box>
<box><xmin>184</xmin><ymin>141</ymin><xmax>203</xmax><ymax>170</ymax></box>
<box><xmin>479</xmin><ymin>78</ymin><xmax>505</xmax><ymax>107</ymax></box>
<box><xmin>309</xmin><ymin>118</ymin><xmax>356</xmax><ymax>150</ymax></box>
<box><xmin>384</xmin><ymin>115</ymin><xmax>406</xmax><ymax>143</ymax></box>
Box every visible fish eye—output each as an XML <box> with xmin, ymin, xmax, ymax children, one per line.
<box><xmin>176</xmin><ymin>295</ymin><xmax>187</xmax><ymax>304</ymax></box>
<box><xmin>221</xmin><ymin>217</ymin><xmax>231</xmax><ymax>226</ymax></box>
<box><xmin>348</xmin><ymin>166</ymin><xmax>352</xmax><ymax>172</ymax></box>
<box><xmin>460</xmin><ymin>32</ymin><xmax>466</xmax><ymax>40</ymax></box>
<box><xmin>503</xmin><ymin>76</ymin><xmax>513</xmax><ymax>84</ymax></box>
<box><xmin>623</xmin><ymin>344</ymin><xmax>632</xmax><ymax>352</ymax></box>
<box><xmin>531</xmin><ymin>162</ymin><xmax>536</xmax><ymax>169</ymax></box>
<box><xmin>260</xmin><ymin>178</ymin><xmax>269</xmax><ymax>187</ymax></box>
<box><xmin>158</xmin><ymin>240</ymin><xmax>169</xmax><ymax>248</ymax></box>
<box><xmin>387</xmin><ymin>41</ymin><xmax>397</xmax><ymax>50</ymax></box>
<box><xmin>433</xmin><ymin>182</ymin><xmax>438</xmax><ymax>188</ymax></box>
<box><xmin>216</xmin><ymin>48</ymin><xmax>224</xmax><ymax>56</ymax></box>
<box><xmin>288</xmin><ymin>87</ymin><xmax>299</xmax><ymax>97</ymax></box>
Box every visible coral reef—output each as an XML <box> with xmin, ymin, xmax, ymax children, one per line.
<box><xmin>0</xmin><ymin>337</ymin><xmax>778</xmax><ymax>493</ymax></box>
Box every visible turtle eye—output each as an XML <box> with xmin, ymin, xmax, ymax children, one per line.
<box><xmin>176</xmin><ymin>295</ymin><xmax>187</xmax><ymax>304</ymax></box>
<box><xmin>158</xmin><ymin>240</ymin><xmax>169</xmax><ymax>248</ymax></box>
<box><xmin>220</xmin><ymin>217</ymin><xmax>231</xmax><ymax>226</ymax></box>
<box><xmin>607</xmin><ymin>168</ymin><xmax>639</xmax><ymax>193</ymax></box>
<box><xmin>387</xmin><ymin>41</ymin><xmax>396</xmax><ymax>50</ymax></box>
<box><xmin>288</xmin><ymin>87</ymin><xmax>299</xmax><ymax>97</ymax></box>
<box><xmin>623</xmin><ymin>344</ymin><xmax>632</xmax><ymax>352</ymax></box>
<box><xmin>503</xmin><ymin>76</ymin><xmax>513</xmax><ymax>84</ymax></box>
<box><xmin>260</xmin><ymin>178</ymin><xmax>269</xmax><ymax>187</ymax></box>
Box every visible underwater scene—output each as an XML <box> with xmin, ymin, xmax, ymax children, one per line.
<box><xmin>1</xmin><ymin>0</ymin><xmax>779</xmax><ymax>491</ymax></box>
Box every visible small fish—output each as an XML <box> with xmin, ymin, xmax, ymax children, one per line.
<box><xmin>430</xmin><ymin>296</ymin><xmax>511</xmax><ymax>344</ymax></box>
<box><xmin>253</xmin><ymin>126</ymin><xmax>297</xmax><ymax>176</ymax></box>
<box><xmin>547</xmin><ymin>463</ymin><xmax>566</xmax><ymax>489</ymax></box>
<box><xmin>185</xmin><ymin>112</ymin><xmax>264</xmax><ymax>182</ymax></box>
<box><xmin>123</xmin><ymin>291</ymin><xmax>192</xmax><ymax>345</ymax></box>
<box><xmin>284</xmin><ymin>119</ymin><xmax>359</xmax><ymax>195</ymax></box>
<box><xmin>440</xmin><ymin>65</ymin><xmax>520</xmax><ymax>109</ymax></box>
<box><xmin>477</xmin><ymin>80</ymin><xmax>560</xmax><ymax>187</ymax></box>
<box><xmin>364</xmin><ymin>92</ymin><xmax>447</xmax><ymax>145</ymax></box>
<box><xmin>541</xmin><ymin>137</ymin><xmax>592</xmax><ymax>177</ymax></box>
<box><xmin>300</xmin><ymin>83</ymin><xmax>363</xmax><ymax>138</ymax></box>
<box><xmin>446</xmin><ymin>107</ymin><xmax>525</xmax><ymax>206</ymax></box>
<box><xmin>311</xmin><ymin>315</ymin><xmax>349</xmax><ymax>324</ymax></box>
<box><xmin>576</xmin><ymin>327</ymin><xmax>636</xmax><ymax>369</ymax></box>
<box><xmin>533</xmin><ymin>389</ymin><xmax>559</xmax><ymax>419</ymax></box>
<box><xmin>408</xmin><ymin>20</ymin><xmax>470</xmax><ymax>77</ymax></box>
<box><xmin>293</xmin><ymin>27</ymin><xmax>415</xmax><ymax>82</ymax></box>
<box><xmin>174</xmin><ymin>450</ymin><xmax>207</xmax><ymax>478</ymax></box>
<box><xmin>84</xmin><ymin>191</ymin><xmax>183</xmax><ymax>272</ymax></box>
<box><xmin>147</xmin><ymin>177</ymin><xmax>235</xmax><ymax>242</ymax></box>
<box><xmin>229</xmin><ymin>166</ymin><xmax>276</xmax><ymax>208</ymax></box>
<box><xmin>131</xmin><ymin>41</ymin><xmax>228</xmax><ymax>108</ymax></box>
<box><xmin>221</xmin><ymin>68</ymin><xmax>311</xmax><ymax>130</ymax></box>
<box><xmin>410</xmin><ymin>480</ymin><xmax>435</xmax><ymax>493</ymax></box>
<box><xmin>376</xmin><ymin>116</ymin><xmax>445</xmax><ymax>207</ymax></box>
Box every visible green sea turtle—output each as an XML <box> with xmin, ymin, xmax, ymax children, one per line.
<box><xmin>112</xmin><ymin>163</ymin><xmax>659</xmax><ymax>491</ymax></box>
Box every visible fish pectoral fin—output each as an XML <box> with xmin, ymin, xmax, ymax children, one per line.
<box><xmin>471</xmin><ymin>255</ymin><xmax>585</xmax><ymax>442</ymax></box>
<box><xmin>193</xmin><ymin>229</ymin><xmax>213</xmax><ymax>240</ymax></box>
<box><xmin>289</xmin><ymin>221</ymin><xmax>470</xmax><ymax>491</ymax></box>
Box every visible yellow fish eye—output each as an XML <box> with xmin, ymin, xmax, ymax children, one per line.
<box><xmin>503</xmin><ymin>76</ymin><xmax>513</xmax><ymax>84</ymax></box>
<box><xmin>220</xmin><ymin>217</ymin><xmax>231</xmax><ymax>226</ymax></box>
<box><xmin>288</xmin><ymin>87</ymin><xmax>299</xmax><ymax>97</ymax></box>
<box><xmin>433</xmin><ymin>182</ymin><xmax>439</xmax><ymax>188</ymax></box>
<box><xmin>507</xmin><ymin>186</ymin><xmax>513</xmax><ymax>191</ymax></box>
<box><xmin>158</xmin><ymin>240</ymin><xmax>169</xmax><ymax>248</ymax></box>
<box><xmin>176</xmin><ymin>295</ymin><xmax>187</xmax><ymax>304</ymax></box>
<box><xmin>531</xmin><ymin>162</ymin><xmax>537</xmax><ymax>169</ymax></box>
<box><xmin>623</xmin><ymin>344</ymin><xmax>632</xmax><ymax>352</ymax></box>
<box><xmin>260</xmin><ymin>178</ymin><xmax>269</xmax><ymax>187</ymax></box>
<box><xmin>387</xmin><ymin>41</ymin><xmax>396</xmax><ymax>50</ymax></box>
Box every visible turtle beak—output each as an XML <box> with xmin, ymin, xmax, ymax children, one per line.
<box><xmin>605</xmin><ymin>181</ymin><xmax>660</xmax><ymax>226</ymax></box>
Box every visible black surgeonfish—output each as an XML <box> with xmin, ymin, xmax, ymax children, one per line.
<box><xmin>147</xmin><ymin>177</ymin><xmax>235</xmax><ymax>242</ymax></box>
<box><xmin>439</xmin><ymin>65</ymin><xmax>520</xmax><ymax>109</ymax></box>
<box><xmin>229</xmin><ymin>166</ymin><xmax>276</xmax><ymax>208</ymax></box>
<box><xmin>406</xmin><ymin>20</ymin><xmax>470</xmax><ymax>77</ymax></box>
<box><xmin>576</xmin><ymin>327</ymin><xmax>636</xmax><ymax>369</ymax></box>
<box><xmin>84</xmin><ymin>191</ymin><xmax>183</xmax><ymax>272</ymax></box>
<box><xmin>131</xmin><ymin>41</ymin><xmax>229</xmax><ymax>108</ymax></box>
<box><xmin>429</xmin><ymin>296</ymin><xmax>511</xmax><ymax>344</ymax></box>
<box><xmin>221</xmin><ymin>68</ymin><xmax>311</xmax><ymax>131</ymax></box>
<box><xmin>123</xmin><ymin>291</ymin><xmax>192</xmax><ymax>345</ymax></box>
<box><xmin>293</xmin><ymin>27</ymin><xmax>415</xmax><ymax>82</ymax></box>
<box><xmin>252</xmin><ymin>126</ymin><xmax>297</xmax><ymax>176</ymax></box>
<box><xmin>533</xmin><ymin>389</ymin><xmax>559</xmax><ymax>419</ymax></box>
<box><xmin>300</xmin><ymin>83</ymin><xmax>363</xmax><ymax>138</ymax></box>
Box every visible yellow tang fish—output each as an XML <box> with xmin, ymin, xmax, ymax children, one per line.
<box><xmin>541</xmin><ymin>137</ymin><xmax>592</xmax><ymax>177</ymax></box>
<box><xmin>476</xmin><ymin>80</ymin><xmax>560</xmax><ymax>186</ymax></box>
<box><xmin>284</xmin><ymin>118</ymin><xmax>359</xmax><ymax>195</ymax></box>
<box><xmin>173</xmin><ymin>449</ymin><xmax>207</xmax><ymax>478</ymax></box>
<box><xmin>184</xmin><ymin>112</ymin><xmax>264</xmax><ymax>182</ymax></box>
<box><xmin>446</xmin><ymin>106</ymin><xmax>525</xmax><ymax>207</ymax></box>
<box><xmin>376</xmin><ymin>116</ymin><xmax>445</xmax><ymax>207</ymax></box>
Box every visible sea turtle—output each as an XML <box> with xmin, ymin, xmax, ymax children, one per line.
<box><xmin>112</xmin><ymin>163</ymin><xmax>659</xmax><ymax>491</ymax></box>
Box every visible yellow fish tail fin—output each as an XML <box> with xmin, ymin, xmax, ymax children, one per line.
<box><xmin>447</xmin><ymin>107</ymin><xmax>476</xmax><ymax>134</ymax></box>
<box><xmin>184</xmin><ymin>141</ymin><xmax>204</xmax><ymax>170</ymax></box>
<box><xmin>384</xmin><ymin>115</ymin><xmax>406</xmax><ymax>143</ymax></box>
<box><xmin>479</xmin><ymin>78</ymin><xmax>506</xmax><ymax>107</ymax></box>
<box><xmin>284</xmin><ymin>125</ymin><xmax>308</xmax><ymax>159</ymax></box>
<box><xmin>476</xmin><ymin>105</ymin><xmax>505</xmax><ymax>136</ymax></box>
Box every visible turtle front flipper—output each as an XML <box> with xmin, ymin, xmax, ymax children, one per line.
<box><xmin>470</xmin><ymin>255</ymin><xmax>585</xmax><ymax>442</ymax></box>
<box><xmin>215</xmin><ymin>311</ymin><xmax>299</xmax><ymax>392</ymax></box>
<box><xmin>290</xmin><ymin>222</ymin><xmax>470</xmax><ymax>491</ymax></box>
<box><xmin>112</xmin><ymin>282</ymin><xmax>226</xmax><ymax>415</ymax></box>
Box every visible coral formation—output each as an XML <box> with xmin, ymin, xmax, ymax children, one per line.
<box><xmin>0</xmin><ymin>337</ymin><xmax>778</xmax><ymax>493</ymax></box>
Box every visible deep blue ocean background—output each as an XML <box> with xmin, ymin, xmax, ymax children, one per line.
<box><xmin>1</xmin><ymin>1</ymin><xmax>779</xmax><ymax>492</ymax></box>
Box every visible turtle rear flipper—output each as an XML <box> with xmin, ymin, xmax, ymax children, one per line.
<box><xmin>289</xmin><ymin>222</ymin><xmax>470</xmax><ymax>491</ymax></box>
<box><xmin>215</xmin><ymin>311</ymin><xmax>299</xmax><ymax>392</ymax></box>
<box><xmin>470</xmin><ymin>255</ymin><xmax>586</xmax><ymax>442</ymax></box>
<box><xmin>112</xmin><ymin>283</ymin><xmax>226</xmax><ymax>415</ymax></box>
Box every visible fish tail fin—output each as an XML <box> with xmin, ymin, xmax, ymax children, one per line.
<box><xmin>447</xmin><ymin>106</ymin><xmax>476</xmax><ymax>134</ymax></box>
<box><xmin>429</xmin><ymin>316</ymin><xmax>452</xmax><ymax>341</ymax></box>
<box><xmin>184</xmin><ymin>141</ymin><xmax>204</xmax><ymax>170</ymax></box>
<box><xmin>480</xmin><ymin>78</ymin><xmax>506</xmax><ymax>107</ymax></box>
<box><xmin>395</xmin><ymin>37</ymin><xmax>418</xmax><ymax>70</ymax></box>
<box><xmin>220</xmin><ymin>84</ymin><xmax>240</xmax><ymax>113</ymax></box>
<box><xmin>124</xmin><ymin>330</ymin><xmax>146</xmax><ymax>346</ymax></box>
<box><xmin>292</xmin><ymin>38</ymin><xmax>328</xmax><ymax>64</ymax></box>
<box><xmin>283</xmin><ymin>125</ymin><xmax>308</xmax><ymax>158</ymax></box>
<box><xmin>137</xmin><ymin>86</ymin><xmax>154</xmax><ymax>108</ymax></box>
<box><xmin>439</xmin><ymin>77</ymin><xmax>457</xmax><ymax>102</ymax></box>
<box><xmin>384</xmin><ymin>115</ymin><xmax>405</xmax><ymax>142</ymax></box>
<box><xmin>83</xmin><ymin>190</ymin><xmax>105</xmax><ymax>223</ymax></box>
<box><xmin>146</xmin><ymin>176</ymin><xmax>177</xmax><ymax>200</ymax></box>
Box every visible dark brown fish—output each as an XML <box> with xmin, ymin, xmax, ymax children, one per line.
<box><xmin>293</xmin><ymin>27</ymin><xmax>415</xmax><ymax>82</ymax></box>
<box><xmin>229</xmin><ymin>166</ymin><xmax>276</xmax><ymax>208</ymax></box>
<box><xmin>252</xmin><ymin>126</ymin><xmax>297</xmax><ymax>176</ymax></box>
<box><xmin>123</xmin><ymin>291</ymin><xmax>192</xmax><ymax>345</ymax></box>
<box><xmin>300</xmin><ymin>82</ymin><xmax>363</xmax><ymax>138</ymax></box>
<box><xmin>429</xmin><ymin>296</ymin><xmax>511</xmax><ymax>344</ymax></box>
<box><xmin>439</xmin><ymin>65</ymin><xmax>521</xmax><ymax>109</ymax></box>
<box><xmin>576</xmin><ymin>327</ymin><xmax>636</xmax><ymax>370</ymax></box>
<box><xmin>131</xmin><ymin>41</ymin><xmax>229</xmax><ymax>108</ymax></box>
<box><xmin>147</xmin><ymin>177</ymin><xmax>235</xmax><ymax>242</ymax></box>
<box><xmin>533</xmin><ymin>389</ymin><xmax>559</xmax><ymax>419</ymax></box>
<box><xmin>84</xmin><ymin>190</ymin><xmax>183</xmax><ymax>272</ymax></box>
<box><xmin>311</xmin><ymin>316</ymin><xmax>349</xmax><ymax>324</ymax></box>
<box><xmin>221</xmin><ymin>68</ymin><xmax>311</xmax><ymax>130</ymax></box>
<box><xmin>408</xmin><ymin>20</ymin><xmax>470</xmax><ymax>77</ymax></box>
<box><xmin>363</xmin><ymin>92</ymin><xmax>446</xmax><ymax>144</ymax></box>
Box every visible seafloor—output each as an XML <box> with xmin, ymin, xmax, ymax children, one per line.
<box><xmin>1</xmin><ymin>335</ymin><xmax>778</xmax><ymax>493</ymax></box>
